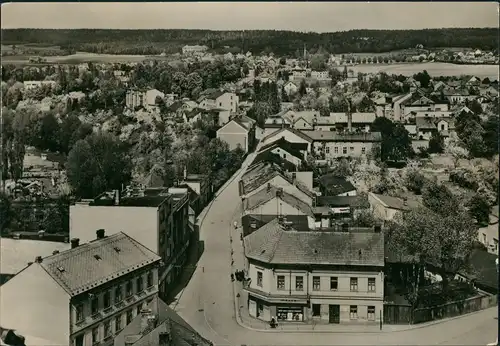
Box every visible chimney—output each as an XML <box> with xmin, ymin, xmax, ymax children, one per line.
<box><xmin>159</xmin><ymin>332</ymin><xmax>171</xmax><ymax>346</ymax></box>
<box><xmin>347</xmin><ymin>101</ymin><xmax>353</xmax><ymax>133</ymax></box>
<box><xmin>70</xmin><ymin>238</ymin><xmax>80</xmax><ymax>249</ymax></box>
<box><xmin>35</xmin><ymin>256</ymin><xmax>43</xmax><ymax>263</ymax></box>
<box><xmin>114</xmin><ymin>189</ymin><xmax>120</xmax><ymax>205</ymax></box>
<box><xmin>27</xmin><ymin>261</ymin><xmax>33</xmax><ymax>266</ymax></box>
<box><xmin>183</xmin><ymin>166</ymin><xmax>187</xmax><ymax>180</ymax></box>
<box><xmin>96</xmin><ymin>229</ymin><xmax>105</xmax><ymax>240</ymax></box>
<box><xmin>52</xmin><ymin>250</ymin><xmax>60</xmax><ymax>255</ymax></box>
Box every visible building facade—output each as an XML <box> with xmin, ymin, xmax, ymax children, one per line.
<box><xmin>0</xmin><ymin>232</ymin><xmax>161</xmax><ymax>346</ymax></box>
<box><xmin>243</xmin><ymin>219</ymin><xmax>385</xmax><ymax>324</ymax></box>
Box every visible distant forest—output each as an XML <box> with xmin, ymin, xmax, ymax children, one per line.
<box><xmin>1</xmin><ymin>28</ymin><xmax>498</xmax><ymax>56</ymax></box>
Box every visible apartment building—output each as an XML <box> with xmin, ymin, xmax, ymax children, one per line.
<box><xmin>0</xmin><ymin>232</ymin><xmax>161</xmax><ymax>346</ymax></box>
<box><xmin>198</xmin><ymin>90</ymin><xmax>239</xmax><ymax>114</ymax></box>
<box><xmin>243</xmin><ymin>219</ymin><xmax>385</xmax><ymax>324</ymax></box>
<box><xmin>70</xmin><ymin>187</ymin><xmax>190</xmax><ymax>301</ymax></box>
<box><xmin>308</xmin><ymin>131</ymin><xmax>382</xmax><ymax>160</ymax></box>
<box><xmin>125</xmin><ymin>89</ymin><xmax>165</xmax><ymax>110</ymax></box>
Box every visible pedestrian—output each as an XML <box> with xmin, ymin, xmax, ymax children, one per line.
<box><xmin>233</xmin><ymin>221</ymin><xmax>237</xmax><ymax>229</ymax></box>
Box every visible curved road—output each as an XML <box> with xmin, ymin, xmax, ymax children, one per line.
<box><xmin>172</xmin><ymin>154</ymin><xmax>498</xmax><ymax>346</ymax></box>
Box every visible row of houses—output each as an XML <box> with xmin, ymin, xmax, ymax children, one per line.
<box><xmin>231</xmin><ymin>130</ymin><xmax>498</xmax><ymax>325</ymax></box>
<box><xmin>0</xmin><ymin>174</ymin><xmax>216</xmax><ymax>346</ymax></box>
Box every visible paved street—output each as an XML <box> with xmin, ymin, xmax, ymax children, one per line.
<box><xmin>171</xmin><ymin>153</ymin><xmax>498</xmax><ymax>346</ymax></box>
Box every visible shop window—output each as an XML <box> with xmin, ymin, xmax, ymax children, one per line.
<box><xmin>368</xmin><ymin>306</ymin><xmax>376</xmax><ymax>321</ymax></box>
<box><xmin>349</xmin><ymin>305</ymin><xmax>358</xmax><ymax>319</ymax></box>
<box><xmin>312</xmin><ymin>304</ymin><xmax>321</xmax><ymax>317</ymax></box>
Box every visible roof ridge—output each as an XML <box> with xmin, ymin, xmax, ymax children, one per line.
<box><xmin>266</xmin><ymin>219</ymin><xmax>285</xmax><ymax>264</ymax></box>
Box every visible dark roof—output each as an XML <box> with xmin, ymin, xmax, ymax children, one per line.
<box><xmin>316</xmin><ymin>195</ymin><xmax>370</xmax><ymax>208</ymax></box>
<box><xmin>259</xmin><ymin>137</ymin><xmax>309</xmax><ymax>154</ymax></box>
<box><xmin>416</xmin><ymin>117</ymin><xmax>437</xmax><ymax>130</ymax></box>
<box><xmin>370</xmin><ymin>193</ymin><xmax>421</xmax><ymax>211</ymax></box>
<box><xmin>186</xmin><ymin>108</ymin><xmax>202</xmax><ymax>119</ymax></box>
<box><xmin>261</xmin><ymin>127</ymin><xmax>313</xmax><ymax>144</ymax></box>
<box><xmin>317</xmin><ymin>174</ymin><xmax>356</xmax><ymax>196</ymax></box>
<box><xmin>205</xmin><ymin>90</ymin><xmax>225</xmax><ymax>100</ymax></box>
<box><xmin>242</xmin><ymin>214</ymin><xmax>309</xmax><ymax>236</ymax></box>
<box><xmin>251</xmin><ymin>152</ymin><xmax>298</xmax><ymax>172</ymax></box>
<box><xmin>168</xmin><ymin>101</ymin><xmax>183</xmax><ymax>112</ymax></box>
<box><xmin>244</xmin><ymin>219</ymin><xmax>385</xmax><ymax>266</ymax></box>
<box><xmin>243</xmin><ymin>185</ymin><xmax>314</xmax><ymax>217</ymax></box>
<box><xmin>40</xmin><ymin>232</ymin><xmax>161</xmax><ymax>296</ymax></box>
<box><xmin>305</xmin><ymin>131</ymin><xmax>382</xmax><ymax>142</ymax></box>
<box><xmin>458</xmin><ymin>250</ymin><xmax>498</xmax><ymax>293</ymax></box>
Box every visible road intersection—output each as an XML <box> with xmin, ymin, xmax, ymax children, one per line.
<box><xmin>171</xmin><ymin>153</ymin><xmax>498</xmax><ymax>346</ymax></box>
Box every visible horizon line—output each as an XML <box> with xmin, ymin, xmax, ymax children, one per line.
<box><xmin>1</xmin><ymin>27</ymin><xmax>497</xmax><ymax>33</ymax></box>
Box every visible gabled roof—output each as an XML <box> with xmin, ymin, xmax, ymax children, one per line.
<box><xmin>317</xmin><ymin>174</ymin><xmax>356</xmax><ymax>196</ymax></box>
<box><xmin>217</xmin><ymin>119</ymin><xmax>249</xmax><ymax>133</ymax></box>
<box><xmin>205</xmin><ymin>90</ymin><xmax>226</xmax><ymax>100</ymax></box>
<box><xmin>167</xmin><ymin>101</ymin><xmax>184</xmax><ymax>112</ymax></box>
<box><xmin>259</xmin><ymin>137</ymin><xmax>309</xmax><ymax>152</ymax></box>
<box><xmin>244</xmin><ymin>219</ymin><xmax>385</xmax><ymax>266</ymax></box>
<box><xmin>40</xmin><ymin>232</ymin><xmax>161</xmax><ymax>296</ymax></box>
<box><xmin>416</xmin><ymin>117</ymin><xmax>437</xmax><ymax>130</ymax></box>
<box><xmin>261</xmin><ymin>127</ymin><xmax>313</xmax><ymax>144</ymax></box>
<box><xmin>243</xmin><ymin>185</ymin><xmax>314</xmax><ymax>217</ymax></box>
<box><xmin>251</xmin><ymin>152</ymin><xmax>298</xmax><ymax>172</ymax></box>
<box><xmin>369</xmin><ymin>193</ymin><xmax>421</xmax><ymax>211</ymax></box>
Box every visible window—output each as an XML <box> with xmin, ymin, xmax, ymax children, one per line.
<box><xmin>257</xmin><ymin>271</ymin><xmax>263</xmax><ymax>287</ymax></box>
<box><xmin>75</xmin><ymin>304</ymin><xmax>84</xmax><ymax>322</ymax></box>
<box><xmin>277</xmin><ymin>275</ymin><xmax>285</xmax><ymax>290</ymax></box>
<box><xmin>368</xmin><ymin>306</ymin><xmax>376</xmax><ymax>321</ymax></box>
<box><xmin>313</xmin><ymin>276</ymin><xmax>320</xmax><ymax>291</ymax></box>
<box><xmin>342</xmin><ymin>147</ymin><xmax>347</xmax><ymax>154</ymax></box>
<box><xmin>312</xmin><ymin>304</ymin><xmax>321</xmax><ymax>317</ymax></box>
<box><xmin>350</xmin><ymin>277</ymin><xmax>358</xmax><ymax>291</ymax></box>
<box><xmin>92</xmin><ymin>327</ymin><xmax>99</xmax><ymax>345</ymax></box>
<box><xmin>126</xmin><ymin>310</ymin><xmax>133</xmax><ymax>324</ymax></box>
<box><xmin>136</xmin><ymin>305</ymin><xmax>142</xmax><ymax>315</ymax></box>
<box><xmin>368</xmin><ymin>278</ymin><xmax>376</xmax><ymax>292</ymax></box>
<box><xmin>114</xmin><ymin>286</ymin><xmax>122</xmax><ymax>304</ymax></box>
<box><xmin>219</xmin><ymin>102</ymin><xmax>222</xmax><ymax>107</ymax></box>
<box><xmin>330</xmin><ymin>277</ymin><xmax>338</xmax><ymax>291</ymax></box>
<box><xmin>126</xmin><ymin>281</ymin><xmax>133</xmax><ymax>297</ymax></box>
<box><xmin>350</xmin><ymin>147</ymin><xmax>354</xmax><ymax>152</ymax></box>
<box><xmin>325</xmin><ymin>147</ymin><xmax>330</xmax><ymax>153</ymax></box>
<box><xmin>115</xmin><ymin>315</ymin><xmax>122</xmax><ymax>332</ymax></box>
<box><xmin>91</xmin><ymin>296</ymin><xmax>99</xmax><ymax>315</ymax></box>
<box><xmin>137</xmin><ymin>276</ymin><xmax>144</xmax><ymax>293</ymax></box>
<box><xmin>350</xmin><ymin>305</ymin><xmax>358</xmax><ymax>319</ymax></box>
<box><xmin>334</xmin><ymin>147</ymin><xmax>338</xmax><ymax>154</ymax></box>
<box><xmin>103</xmin><ymin>291</ymin><xmax>111</xmax><ymax>309</ymax></box>
<box><xmin>104</xmin><ymin>320</ymin><xmax>111</xmax><ymax>338</ymax></box>
<box><xmin>361</xmin><ymin>147</ymin><xmax>366</xmax><ymax>155</ymax></box>
<box><xmin>147</xmin><ymin>271</ymin><xmax>154</xmax><ymax>288</ymax></box>
<box><xmin>295</xmin><ymin>276</ymin><xmax>304</xmax><ymax>291</ymax></box>
<box><xmin>441</xmin><ymin>124</ymin><xmax>445</xmax><ymax>131</ymax></box>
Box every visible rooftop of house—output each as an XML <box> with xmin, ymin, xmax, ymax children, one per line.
<box><xmin>316</xmin><ymin>195</ymin><xmax>370</xmax><ymax>209</ymax></box>
<box><xmin>261</xmin><ymin>127</ymin><xmax>313</xmax><ymax>144</ymax></box>
<box><xmin>317</xmin><ymin>174</ymin><xmax>356</xmax><ymax>196</ymax></box>
<box><xmin>205</xmin><ymin>90</ymin><xmax>226</xmax><ymax>100</ymax></box>
<box><xmin>38</xmin><ymin>232</ymin><xmax>160</xmax><ymax>297</ymax></box>
<box><xmin>0</xmin><ymin>238</ymin><xmax>70</xmax><ymax>276</ymax></box>
<box><xmin>328</xmin><ymin>112</ymin><xmax>377</xmax><ymax>124</ymax></box>
<box><xmin>243</xmin><ymin>185</ymin><xmax>314</xmax><ymax>217</ymax></box>
<box><xmin>116</xmin><ymin>297</ymin><xmax>212</xmax><ymax>346</ymax></box>
<box><xmin>259</xmin><ymin>137</ymin><xmax>309</xmax><ymax>153</ymax></box>
<box><xmin>304</xmin><ymin>131</ymin><xmax>382</xmax><ymax>142</ymax></box>
<box><xmin>370</xmin><ymin>193</ymin><xmax>421</xmax><ymax>211</ymax></box>
<box><xmin>89</xmin><ymin>189</ymin><xmax>171</xmax><ymax>208</ymax></box>
<box><xmin>244</xmin><ymin>218</ymin><xmax>384</xmax><ymax>266</ymax></box>
<box><xmin>415</xmin><ymin>117</ymin><xmax>437</xmax><ymax>130</ymax></box>
<box><xmin>242</xmin><ymin>214</ymin><xmax>309</xmax><ymax>236</ymax></box>
<box><xmin>251</xmin><ymin>151</ymin><xmax>299</xmax><ymax>172</ymax></box>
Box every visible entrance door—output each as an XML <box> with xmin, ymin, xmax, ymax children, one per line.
<box><xmin>329</xmin><ymin>304</ymin><xmax>340</xmax><ymax>324</ymax></box>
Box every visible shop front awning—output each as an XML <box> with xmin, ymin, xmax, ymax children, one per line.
<box><xmin>245</xmin><ymin>287</ymin><xmax>308</xmax><ymax>305</ymax></box>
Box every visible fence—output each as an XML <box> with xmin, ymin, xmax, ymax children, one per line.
<box><xmin>384</xmin><ymin>294</ymin><xmax>497</xmax><ymax>324</ymax></box>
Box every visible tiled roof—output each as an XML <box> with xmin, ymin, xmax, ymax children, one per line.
<box><xmin>0</xmin><ymin>238</ymin><xmax>70</xmax><ymax>275</ymax></box>
<box><xmin>242</xmin><ymin>214</ymin><xmax>309</xmax><ymax>236</ymax></box>
<box><xmin>305</xmin><ymin>131</ymin><xmax>382</xmax><ymax>142</ymax></box>
<box><xmin>167</xmin><ymin>101</ymin><xmax>183</xmax><ymax>112</ymax></box>
<box><xmin>244</xmin><ymin>219</ymin><xmax>385</xmax><ymax>266</ymax></box>
<box><xmin>328</xmin><ymin>112</ymin><xmax>376</xmax><ymax>124</ymax></box>
<box><xmin>205</xmin><ymin>90</ymin><xmax>226</xmax><ymax>100</ymax></box>
<box><xmin>317</xmin><ymin>174</ymin><xmax>356</xmax><ymax>196</ymax></box>
<box><xmin>243</xmin><ymin>185</ymin><xmax>314</xmax><ymax>217</ymax></box>
<box><xmin>40</xmin><ymin>232</ymin><xmax>161</xmax><ymax>296</ymax></box>
<box><xmin>370</xmin><ymin>193</ymin><xmax>420</xmax><ymax>211</ymax></box>
<box><xmin>259</xmin><ymin>138</ymin><xmax>308</xmax><ymax>152</ymax></box>
<box><xmin>316</xmin><ymin>195</ymin><xmax>370</xmax><ymax>208</ymax></box>
<box><xmin>416</xmin><ymin>117</ymin><xmax>436</xmax><ymax>130</ymax></box>
<box><xmin>260</xmin><ymin>127</ymin><xmax>313</xmax><ymax>144</ymax></box>
<box><xmin>251</xmin><ymin>152</ymin><xmax>298</xmax><ymax>172</ymax></box>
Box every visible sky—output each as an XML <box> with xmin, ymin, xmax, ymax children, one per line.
<box><xmin>1</xmin><ymin>2</ymin><xmax>499</xmax><ymax>32</ymax></box>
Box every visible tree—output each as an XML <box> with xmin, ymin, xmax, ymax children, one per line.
<box><xmin>428</xmin><ymin>131</ymin><xmax>444</xmax><ymax>154</ymax></box>
<box><xmin>0</xmin><ymin>192</ymin><xmax>13</xmax><ymax>234</ymax></box>
<box><xmin>60</xmin><ymin>114</ymin><xmax>82</xmax><ymax>154</ymax></box>
<box><xmin>467</xmin><ymin>193</ymin><xmax>491</xmax><ymax>226</ymax></box>
<box><xmin>482</xmin><ymin>115</ymin><xmax>499</xmax><ymax>157</ymax></box>
<box><xmin>405</xmin><ymin>169</ymin><xmax>427</xmax><ymax>195</ymax></box>
<box><xmin>422</xmin><ymin>180</ymin><xmax>460</xmax><ymax>217</ymax></box>
<box><xmin>413</xmin><ymin>70</ymin><xmax>431</xmax><ymax>88</ymax></box>
<box><xmin>298</xmin><ymin>79</ymin><xmax>307</xmax><ymax>96</ymax></box>
<box><xmin>66</xmin><ymin>132</ymin><xmax>132</xmax><ymax>198</ymax></box>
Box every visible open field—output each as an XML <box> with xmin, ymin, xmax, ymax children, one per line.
<box><xmin>350</xmin><ymin>62</ymin><xmax>499</xmax><ymax>79</ymax></box>
<box><xmin>1</xmin><ymin>52</ymin><xmax>152</xmax><ymax>64</ymax></box>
